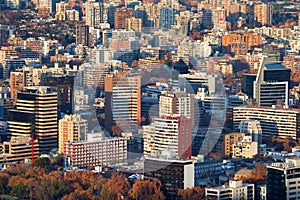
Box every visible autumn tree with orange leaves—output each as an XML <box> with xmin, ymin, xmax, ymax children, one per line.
<box><xmin>107</xmin><ymin>172</ymin><xmax>131</xmax><ymax>200</ymax></box>
<box><xmin>129</xmin><ymin>178</ymin><xmax>166</xmax><ymax>200</ymax></box>
<box><xmin>178</xmin><ymin>186</ymin><xmax>206</xmax><ymax>200</ymax></box>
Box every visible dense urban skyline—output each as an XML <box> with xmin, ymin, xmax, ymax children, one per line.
<box><xmin>0</xmin><ymin>0</ymin><xmax>299</xmax><ymax>199</ymax></box>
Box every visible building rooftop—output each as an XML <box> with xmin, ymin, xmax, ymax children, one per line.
<box><xmin>264</xmin><ymin>63</ymin><xmax>286</xmax><ymax>70</ymax></box>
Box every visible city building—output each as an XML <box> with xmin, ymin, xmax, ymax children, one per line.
<box><xmin>58</xmin><ymin>114</ymin><xmax>87</xmax><ymax>154</ymax></box>
<box><xmin>41</xmin><ymin>74</ymin><xmax>74</xmax><ymax>117</ymax></box>
<box><xmin>125</xmin><ymin>17</ymin><xmax>142</xmax><ymax>32</ymax></box>
<box><xmin>241</xmin><ymin>73</ymin><xmax>257</xmax><ymax>98</ymax></box>
<box><xmin>65</xmin><ymin>136</ymin><xmax>127</xmax><ymax>167</ymax></box>
<box><xmin>228</xmin><ymin>106</ymin><xmax>300</xmax><ymax>139</ymax></box>
<box><xmin>159</xmin><ymin>90</ymin><xmax>194</xmax><ymax>120</ymax></box>
<box><xmin>76</xmin><ymin>24</ymin><xmax>89</xmax><ymax>46</ymax></box>
<box><xmin>104</xmin><ymin>72</ymin><xmax>141</xmax><ymax>133</ymax></box>
<box><xmin>254</xmin><ymin>59</ymin><xmax>291</xmax><ymax>107</ymax></box>
<box><xmin>114</xmin><ymin>7</ymin><xmax>133</xmax><ymax>29</ymax></box>
<box><xmin>254</xmin><ymin>3</ymin><xmax>273</xmax><ymax>26</ymax></box>
<box><xmin>267</xmin><ymin>158</ymin><xmax>300</xmax><ymax>200</ymax></box>
<box><xmin>0</xmin><ymin>136</ymin><xmax>39</xmax><ymax>163</ymax></box>
<box><xmin>8</xmin><ymin>86</ymin><xmax>58</xmax><ymax>153</ymax></box>
<box><xmin>144</xmin><ymin>157</ymin><xmax>195</xmax><ymax>200</ymax></box>
<box><xmin>238</xmin><ymin>120</ymin><xmax>262</xmax><ymax>145</ymax></box>
<box><xmin>232</xmin><ymin>136</ymin><xmax>258</xmax><ymax>158</ymax></box>
<box><xmin>159</xmin><ymin>7</ymin><xmax>176</xmax><ymax>30</ymax></box>
<box><xmin>143</xmin><ymin>114</ymin><xmax>192</xmax><ymax>160</ymax></box>
<box><xmin>223</xmin><ymin>132</ymin><xmax>245</xmax><ymax>157</ymax></box>
<box><xmin>221</xmin><ymin>32</ymin><xmax>263</xmax><ymax>56</ymax></box>
<box><xmin>206</xmin><ymin>180</ymin><xmax>254</xmax><ymax>200</ymax></box>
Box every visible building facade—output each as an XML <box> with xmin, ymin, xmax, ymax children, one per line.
<box><xmin>58</xmin><ymin>114</ymin><xmax>87</xmax><ymax>154</ymax></box>
<box><xmin>65</xmin><ymin>137</ymin><xmax>127</xmax><ymax>167</ymax></box>
<box><xmin>8</xmin><ymin>86</ymin><xmax>58</xmax><ymax>153</ymax></box>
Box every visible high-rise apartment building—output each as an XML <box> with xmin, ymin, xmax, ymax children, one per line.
<box><xmin>76</xmin><ymin>24</ymin><xmax>89</xmax><ymax>46</ymax></box>
<box><xmin>143</xmin><ymin>114</ymin><xmax>192</xmax><ymax>159</ymax></box>
<box><xmin>221</xmin><ymin>32</ymin><xmax>263</xmax><ymax>56</ymax></box>
<box><xmin>114</xmin><ymin>7</ymin><xmax>133</xmax><ymax>29</ymax></box>
<box><xmin>159</xmin><ymin>7</ymin><xmax>176</xmax><ymax>30</ymax></box>
<box><xmin>159</xmin><ymin>91</ymin><xmax>194</xmax><ymax>120</ymax></box>
<box><xmin>267</xmin><ymin>158</ymin><xmax>300</xmax><ymax>200</ymax></box>
<box><xmin>55</xmin><ymin>1</ymin><xmax>68</xmax><ymax>21</ymax></box>
<box><xmin>254</xmin><ymin>3</ymin><xmax>273</xmax><ymax>26</ymax></box>
<box><xmin>58</xmin><ymin>114</ymin><xmax>87</xmax><ymax>154</ymax></box>
<box><xmin>8</xmin><ymin>86</ymin><xmax>58</xmax><ymax>152</ymax></box>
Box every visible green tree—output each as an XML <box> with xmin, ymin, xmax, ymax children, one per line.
<box><xmin>11</xmin><ymin>185</ymin><xmax>30</xmax><ymax>198</ymax></box>
<box><xmin>100</xmin><ymin>183</ymin><xmax>113</xmax><ymax>200</ymax></box>
<box><xmin>35</xmin><ymin>157</ymin><xmax>51</xmax><ymax>168</ymax></box>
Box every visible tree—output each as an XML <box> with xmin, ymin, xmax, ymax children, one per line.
<box><xmin>11</xmin><ymin>185</ymin><xmax>30</xmax><ymax>198</ymax></box>
<box><xmin>178</xmin><ymin>186</ymin><xmax>206</xmax><ymax>200</ymax></box>
<box><xmin>107</xmin><ymin>173</ymin><xmax>131</xmax><ymax>200</ymax></box>
<box><xmin>111</xmin><ymin>125</ymin><xmax>122</xmax><ymax>137</ymax></box>
<box><xmin>100</xmin><ymin>183</ymin><xmax>113</xmax><ymax>200</ymax></box>
<box><xmin>129</xmin><ymin>179</ymin><xmax>165</xmax><ymax>200</ymax></box>
<box><xmin>239</xmin><ymin>163</ymin><xmax>267</xmax><ymax>185</ymax></box>
<box><xmin>0</xmin><ymin>174</ymin><xmax>8</xmax><ymax>194</ymax></box>
<box><xmin>35</xmin><ymin>157</ymin><xmax>51</xmax><ymax>168</ymax></box>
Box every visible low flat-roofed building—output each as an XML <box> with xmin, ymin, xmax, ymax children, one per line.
<box><xmin>65</xmin><ymin>137</ymin><xmax>127</xmax><ymax>167</ymax></box>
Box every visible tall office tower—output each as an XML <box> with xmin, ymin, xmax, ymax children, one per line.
<box><xmin>76</xmin><ymin>24</ymin><xmax>89</xmax><ymax>46</ymax></box>
<box><xmin>104</xmin><ymin>72</ymin><xmax>141</xmax><ymax>133</ymax></box>
<box><xmin>114</xmin><ymin>7</ymin><xmax>133</xmax><ymax>29</ymax></box>
<box><xmin>159</xmin><ymin>7</ymin><xmax>176</xmax><ymax>31</ymax></box>
<box><xmin>254</xmin><ymin>3</ymin><xmax>273</xmax><ymax>26</ymax></box>
<box><xmin>254</xmin><ymin>58</ymin><xmax>291</xmax><ymax>107</ymax></box>
<box><xmin>8</xmin><ymin>86</ymin><xmax>58</xmax><ymax>153</ymax></box>
<box><xmin>143</xmin><ymin>115</ymin><xmax>192</xmax><ymax>160</ymax></box>
<box><xmin>58</xmin><ymin>114</ymin><xmax>87</xmax><ymax>154</ymax></box>
<box><xmin>267</xmin><ymin>158</ymin><xmax>300</xmax><ymax>200</ymax></box>
<box><xmin>238</xmin><ymin>120</ymin><xmax>262</xmax><ymax>145</ymax></box>
<box><xmin>41</xmin><ymin>74</ymin><xmax>74</xmax><ymax>117</ymax></box>
<box><xmin>159</xmin><ymin>90</ymin><xmax>194</xmax><ymax>122</ymax></box>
